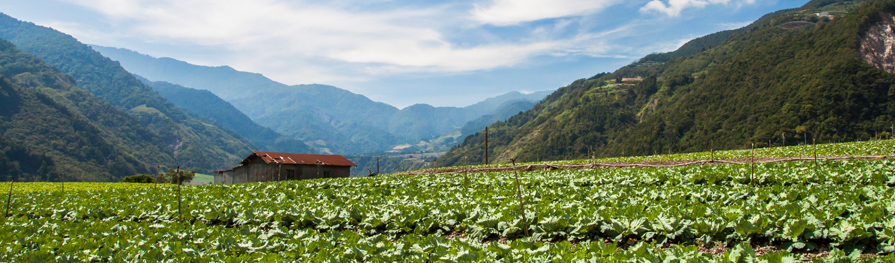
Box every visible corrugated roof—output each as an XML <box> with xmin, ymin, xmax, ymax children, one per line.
<box><xmin>249</xmin><ymin>151</ymin><xmax>357</xmax><ymax>167</ymax></box>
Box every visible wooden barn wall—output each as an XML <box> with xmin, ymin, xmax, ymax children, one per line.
<box><xmin>215</xmin><ymin>156</ymin><xmax>352</xmax><ymax>184</ymax></box>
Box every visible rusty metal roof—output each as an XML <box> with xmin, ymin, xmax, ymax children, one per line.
<box><xmin>249</xmin><ymin>151</ymin><xmax>357</xmax><ymax>167</ymax></box>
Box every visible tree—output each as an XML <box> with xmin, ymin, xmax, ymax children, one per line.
<box><xmin>162</xmin><ymin>168</ymin><xmax>195</xmax><ymax>185</ymax></box>
<box><xmin>122</xmin><ymin>174</ymin><xmax>154</xmax><ymax>183</ymax></box>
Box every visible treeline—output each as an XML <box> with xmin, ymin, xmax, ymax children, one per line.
<box><xmin>347</xmin><ymin>155</ymin><xmax>431</xmax><ymax>175</ymax></box>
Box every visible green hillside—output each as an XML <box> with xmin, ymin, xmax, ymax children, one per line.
<box><xmin>0</xmin><ymin>13</ymin><xmax>256</xmax><ymax>173</ymax></box>
<box><xmin>439</xmin><ymin>0</ymin><xmax>894</xmax><ymax>166</ymax></box>
<box><xmin>91</xmin><ymin>46</ymin><xmax>552</xmax><ymax>154</ymax></box>
<box><xmin>0</xmin><ymin>38</ymin><xmax>175</xmax><ymax>181</ymax></box>
<box><xmin>0</xmin><ymin>76</ymin><xmax>135</xmax><ymax>182</ymax></box>
<box><xmin>137</xmin><ymin>76</ymin><xmax>316</xmax><ymax>155</ymax></box>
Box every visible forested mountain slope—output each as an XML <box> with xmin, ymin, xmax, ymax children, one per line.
<box><xmin>0</xmin><ymin>13</ymin><xmax>255</xmax><ymax>172</ymax></box>
<box><xmin>137</xmin><ymin>76</ymin><xmax>316</xmax><ymax>155</ymax></box>
<box><xmin>92</xmin><ymin>46</ymin><xmax>551</xmax><ymax>154</ymax></box>
<box><xmin>439</xmin><ymin>0</ymin><xmax>894</xmax><ymax>166</ymax></box>
<box><xmin>0</xmin><ymin>39</ymin><xmax>172</xmax><ymax>181</ymax></box>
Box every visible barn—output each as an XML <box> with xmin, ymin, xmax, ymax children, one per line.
<box><xmin>214</xmin><ymin>151</ymin><xmax>357</xmax><ymax>184</ymax></box>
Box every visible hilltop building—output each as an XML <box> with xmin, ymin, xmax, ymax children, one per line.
<box><xmin>214</xmin><ymin>151</ymin><xmax>356</xmax><ymax>184</ymax></box>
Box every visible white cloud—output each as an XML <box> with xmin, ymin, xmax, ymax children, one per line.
<box><xmin>58</xmin><ymin>0</ymin><xmax>573</xmax><ymax>81</ymax></box>
<box><xmin>471</xmin><ymin>0</ymin><xmax>619</xmax><ymax>26</ymax></box>
<box><xmin>640</xmin><ymin>0</ymin><xmax>734</xmax><ymax>17</ymax></box>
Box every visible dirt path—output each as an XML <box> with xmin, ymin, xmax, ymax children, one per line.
<box><xmin>398</xmin><ymin>155</ymin><xmax>895</xmax><ymax>176</ymax></box>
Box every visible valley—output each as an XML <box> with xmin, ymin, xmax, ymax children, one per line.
<box><xmin>2</xmin><ymin>0</ymin><xmax>895</xmax><ymax>260</ymax></box>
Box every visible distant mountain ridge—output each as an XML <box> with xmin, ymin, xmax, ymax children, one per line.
<box><xmin>92</xmin><ymin>45</ymin><xmax>552</xmax><ymax>154</ymax></box>
<box><xmin>135</xmin><ymin>76</ymin><xmax>316</xmax><ymax>155</ymax></box>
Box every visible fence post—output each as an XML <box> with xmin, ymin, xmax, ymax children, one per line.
<box><xmin>4</xmin><ymin>176</ymin><xmax>13</xmax><ymax>217</ymax></box>
<box><xmin>177</xmin><ymin>166</ymin><xmax>183</xmax><ymax>222</ymax></box>
<box><xmin>510</xmin><ymin>159</ymin><xmax>529</xmax><ymax>238</ymax></box>
<box><xmin>464</xmin><ymin>157</ymin><xmax>469</xmax><ymax>187</ymax></box>
<box><xmin>750</xmin><ymin>143</ymin><xmax>755</xmax><ymax>186</ymax></box>
<box><xmin>61</xmin><ymin>172</ymin><xmax>65</xmax><ymax>197</ymax></box>
<box><xmin>813</xmin><ymin>138</ymin><xmax>818</xmax><ymax>170</ymax></box>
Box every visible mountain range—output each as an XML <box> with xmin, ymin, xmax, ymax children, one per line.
<box><xmin>439</xmin><ymin>0</ymin><xmax>893</xmax><ymax>166</ymax></box>
<box><xmin>91</xmin><ymin>45</ymin><xmax>551</xmax><ymax>154</ymax></box>
<box><xmin>5</xmin><ymin>0</ymin><xmax>889</xmax><ymax>179</ymax></box>
<box><xmin>0</xmin><ymin>11</ymin><xmax>550</xmax><ymax>180</ymax></box>
<box><xmin>0</xmin><ymin>13</ymin><xmax>256</xmax><ymax>177</ymax></box>
<box><xmin>135</xmin><ymin>76</ymin><xmax>315</xmax><ymax>155</ymax></box>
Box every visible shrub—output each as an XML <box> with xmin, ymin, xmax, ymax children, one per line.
<box><xmin>122</xmin><ymin>174</ymin><xmax>154</xmax><ymax>183</ymax></box>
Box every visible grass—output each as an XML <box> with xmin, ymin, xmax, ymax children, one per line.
<box><xmin>191</xmin><ymin>173</ymin><xmax>214</xmax><ymax>184</ymax></box>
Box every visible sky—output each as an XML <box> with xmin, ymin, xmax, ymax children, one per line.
<box><xmin>0</xmin><ymin>0</ymin><xmax>807</xmax><ymax>108</ymax></box>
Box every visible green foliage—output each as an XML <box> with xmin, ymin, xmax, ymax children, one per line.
<box><xmin>440</xmin><ymin>0</ymin><xmax>895</xmax><ymax>167</ymax></box>
<box><xmin>1</xmin><ymin>158</ymin><xmax>894</xmax><ymax>260</ymax></box>
<box><xmin>0</xmin><ymin>14</ymin><xmax>255</xmax><ymax>173</ymax></box>
<box><xmin>0</xmin><ymin>134</ymin><xmax>57</xmax><ymax>182</ymax></box>
<box><xmin>161</xmin><ymin>168</ymin><xmax>195</xmax><ymax>185</ymax></box>
<box><xmin>122</xmin><ymin>174</ymin><xmax>154</xmax><ymax>183</ymax></box>
<box><xmin>0</xmin><ymin>37</ymin><xmax>171</xmax><ymax>181</ymax></box>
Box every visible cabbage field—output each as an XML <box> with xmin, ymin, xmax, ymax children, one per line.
<box><xmin>2</xmin><ymin>142</ymin><xmax>895</xmax><ymax>261</ymax></box>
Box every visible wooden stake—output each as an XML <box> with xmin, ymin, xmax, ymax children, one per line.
<box><xmin>155</xmin><ymin>165</ymin><xmax>160</xmax><ymax>188</ymax></box>
<box><xmin>750</xmin><ymin>143</ymin><xmax>755</xmax><ymax>186</ymax></box>
<box><xmin>813</xmin><ymin>138</ymin><xmax>818</xmax><ymax>169</ymax></box>
<box><xmin>464</xmin><ymin>157</ymin><xmax>469</xmax><ymax>187</ymax></box>
<box><xmin>61</xmin><ymin>172</ymin><xmax>65</xmax><ymax>197</ymax></box>
<box><xmin>4</xmin><ymin>176</ymin><xmax>13</xmax><ymax>217</ymax></box>
<box><xmin>510</xmin><ymin>159</ymin><xmax>529</xmax><ymax>237</ymax></box>
<box><xmin>177</xmin><ymin>166</ymin><xmax>183</xmax><ymax>222</ymax></box>
<box><xmin>710</xmin><ymin>140</ymin><xmax>714</xmax><ymax>162</ymax></box>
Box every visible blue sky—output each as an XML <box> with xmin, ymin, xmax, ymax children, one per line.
<box><xmin>0</xmin><ymin>0</ymin><xmax>806</xmax><ymax>108</ymax></box>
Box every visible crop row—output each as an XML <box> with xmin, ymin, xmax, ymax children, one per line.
<box><xmin>0</xmin><ymin>182</ymin><xmax>169</xmax><ymax>194</ymax></box>
<box><xmin>441</xmin><ymin>138</ymin><xmax>895</xmax><ymax>170</ymax></box>
<box><xmin>4</xmin><ymin>216</ymin><xmax>892</xmax><ymax>262</ymax></box>
<box><xmin>2</xmin><ymin>160</ymin><xmax>894</xmax><ymax>260</ymax></box>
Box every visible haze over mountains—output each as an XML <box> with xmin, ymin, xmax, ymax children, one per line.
<box><xmin>93</xmin><ymin>46</ymin><xmax>552</xmax><ymax>154</ymax></box>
